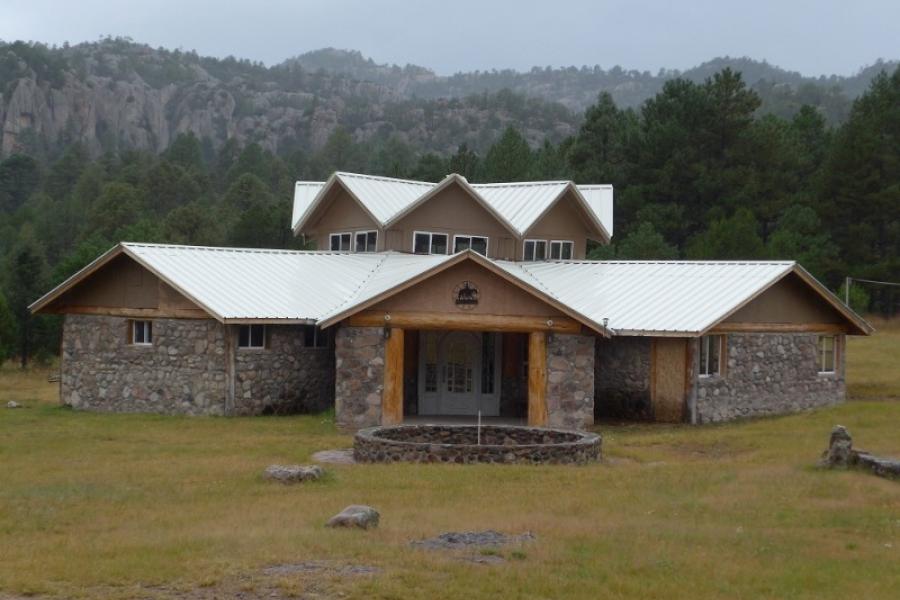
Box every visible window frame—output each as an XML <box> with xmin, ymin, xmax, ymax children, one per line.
<box><xmin>523</xmin><ymin>239</ymin><xmax>548</xmax><ymax>261</ymax></box>
<box><xmin>453</xmin><ymin>234</ymin><xmax>489</xmax><ymax>256</ymax></box>
<box><xmin>412</xmin><ymin>231</ymin><xmax>450</xmax><ymax>255</ymax></box>
<box><xmin>329</xmin><ymin>232</ymin><xmax>352</xmax><ymax>252</ymax></box>
<box><xmin>353</xmin><ymin>230</ymin><xmax>378</xmax><ymax>253</ymax></box>
<box><xmin>130</xmin><ymin>319</ymin><xmax>153</xmax><ymax>346</ymax></box>
<box><xmin>302</xmin><ymin>324</ymin><xmax>329</xmax><ymax>348</ymax></box>
<box><xmin>238</xmin><ymin>324</ymin><xmax>267</xmax><ymax>350</ymax></box>
<box><xmin>699</xmin><ymin>334</ymin><xmax>724</xmax><ymax>378</ymax></box>
<box><xmin>816</xmin><ymin>335</ymin><xmax>837</xmax><ymax>375</ymax></box>
<box><xmin>549</xmin><ymin>240</ymin><xmax>575</xmax><ymax>260</ymax></box>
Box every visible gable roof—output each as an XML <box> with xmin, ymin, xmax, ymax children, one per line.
<box><xmin>496</xmin><ymin>260</ymin><xmax>872</xmax><ymax>336</ymax></box>
<box><xmin>31</xmin><ymin>244</ymin><xmax>871</xmax><ymax>336</ymax></box>
<box><xmin>292</xmin><ymin>172</ymin><xmax>613</xmax><ymax>241</ymax></box>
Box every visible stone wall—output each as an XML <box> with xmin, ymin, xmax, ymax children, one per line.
<box><xmin>233</xmin><ymin>325</ymin><xmax>334</xmax><ymax>415</ymax></box>
<box><xmin>546</xmin><ymin>333</ymin><xmax>595</xmax><ymax>429</ymax></box>
<box><xmin>334</xmin><ymin>326</ymin><xmax>385</xmax><ymax>430</ymax></box>
<box><xmin>594</xmin><ymin>337</ymin><xmax>652</xmax><ymax>420</ymax></box>
<box><xmin>695</xmin><ymin>333</ymin><xmax>846</xmax><ymax>423</ymax></box>
<box><xmin>61</xmin><ymin>315</ymin><xmax>228</xmax><ymax>415</ymax></box>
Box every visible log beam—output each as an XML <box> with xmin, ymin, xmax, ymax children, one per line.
<box><xmin>45</xmin><ymin>305</ymin><xmax>210</xmax><ymax>319</ymax></box>
<box><xmin>348</xmin><ymin>310</ymin><xmax>581</xmax><ymax>334</ymax></box>
<box><xmin>710</xmin><ymin>322</ymin><xmax>848</xmax><ymax>334</ymax></box>
<box><xmin>382</xmin><ymin>327</ymin><xmax>404</xmax><ymax>425</ymax></box>
<box><xmin>527</xmin><ymin>331</ymin><xmax>547</xmax><ymax>427</ymax></box>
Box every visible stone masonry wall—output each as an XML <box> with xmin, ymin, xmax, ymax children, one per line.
<box><xmin>61</xmin><ymin>314</ymin><xmax>227</xmax><ymax>415</ymax></box>
<box><xmin>696</xmin><ymin>333</ymin><xmax>846</xmax><ymax>423</ymax></box>
<box><xmin>233</xmin><ymin>325</ymin><xmax>334</xmax><ymax>415</ymax></box>
<box><xmin>594</xmin><ymin>337</ymin><xmax>652</xmax><ymax>420</ymax></box>
<box><xmin>546</xmin><ymin>333</ymin><xmax>595</xmax><ymax>429</ymax></box>
<box><xmin>334</xmin><ymin>326</ymin><xmax>385</xmax><ymax>430</ymax></box>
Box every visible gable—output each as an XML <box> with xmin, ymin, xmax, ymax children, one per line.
<box><xmin>527</xmin><ymin>190</ymin><xmax>596</xmax><ymax>240</ymax></box>
<box><xmin>39</xmin><ymin>253</ymin><xmax>207</xmax><ymax>318</ymax></box>
<box><xmin>306</xmin><ymin>185</ymin><xmax>378</xmax><ymax>235</ymax></box>
<box><xmin>369</xmin><ymin>260</ymin><xmax>569</xmax><ymax>318</ymax></box>
<box><xmin>391</xmin><ymin>181</ymin><xmax>512</xmax><ymax>239</ymax></box>
<box><xmin>720</xmin><ymin>272</ymin><xmax>851</xmax><ymax>329</ymax></box>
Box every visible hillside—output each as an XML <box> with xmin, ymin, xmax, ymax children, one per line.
<box><xmin>1</xmin><ymin>38</ymin><xmax>896</xmax><ymax>160</ymax></box>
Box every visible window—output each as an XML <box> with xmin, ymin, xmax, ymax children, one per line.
<box><xmin>699</xmin><ymin>335</ymin><xmax>723</xmax><ymax>377</ymax></box>
<box><xmin>302</xmin><ymin>325</ymin><xmax>329</xmax><ymax>348</ymax></box>
<box><xmin>413</xmin><ymin>231</ymin><xmax>449</xmax><ymax>254</ymax></box>
<box><xmin>817</xmin><ymin>335</ymin><xmax>836</xmax><ymax>374</ymax></box>
<box><xmin>453</xmin><ymin>235</ymin><xmax>488</xmax><ymax>255</ymax></box>
<box><xmin>238</xmin><ymin>324</ymin><xmax>266</xmax><ymax>349</ymax></box>
<box><xmin>329</xmin><ymin>232</ymin><xmax>351</xmax><ymax>251</ymax></box>
<box><xmin>549</xmin><ymin>240</ymin><xmax>574</xmax><ymax>260</ymax></box>
<box><xmin>130</xmin><ymin>320</ymin><xmax>153</xmax><ymax>345</ymax></box>
<box><xmin>354</xmin><ymin>230</ymin><xmax>377</xmax><ymax>253</ymax></box>
<box><xmin>523</xmin><ymin>239</ymin><xmax>547</xmax><ymax>261</ymax></box>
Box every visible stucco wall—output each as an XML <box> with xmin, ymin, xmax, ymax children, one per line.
<box><xmin>695</xmin><ymin>333</ymin><xmax>846</xmax><ymax>423</ymax></box>
<box><xmin>546</xmin><ymin>333</ymin><xmax>595</xmax><ymax>429</ymax></box>
<box><xmin>233</xmin><ymin>325</ymin><xmax>334</xmax><ymax>415</ymax></box>
<box><xmin>61</xmin><ymin>314</ymin><xmax>228</xmax><ymax>415</ymax></box>
<box><xmin>334</xmin><ymin>326</ymin><xmax>385</xmax><ymax>429</ymax></box>
<box><xmin>594</xmin><ymin>337</ymin><xmax>653</xmax><ymax>420</ymax></box>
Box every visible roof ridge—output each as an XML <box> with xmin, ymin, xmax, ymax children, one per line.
<box><xmin>471</xmin><ymin>180</ymin><xmax>570</xmax><ymax>188</ymax></box>
<box><xmin>335</xmin><ymin>171</ymin><xmax>435</xmax><ymax>186</ymax></box>
<box><xmin>295</xmin><ymin>181</ymin><xmax>326</xmax><ymax>186</ymax></box>
<box><xmin>121</xmin><ymin>242</ymin><xmax>378</xmax><ymax>257</ymax></box>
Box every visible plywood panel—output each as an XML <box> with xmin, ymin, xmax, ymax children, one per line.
<box><xmin>652</xmin><ymin>338</ymin><xmax>687</xmax><ymax>423</ymax></box>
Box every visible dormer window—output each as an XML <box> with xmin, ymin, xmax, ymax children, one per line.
<box><xmin>549</xmin><ymin>240</ymin><xmax>574</xmax><ymax>260</ymax></box>
<box><xmin>524</xmin><ymin>240</ymin><xmax>547</xmax><ymax>261</ymax></box>
<box><xmin>354</xmin><ymin>231</ymin><xmax>377</xmax><ymax>252</ymax></box>
<box><xmin>453</xmin><ymin>235</ymin><xmax>488</xmax><ymax>256</ymax></box>
<box><xmin>329</xmin><ymin>232</ymin><xmax>351</xmax><ymax>251</ymax></box>
<box><xmin>413</xmin><ymin>231</ymin><xmax>449</xmax><ymax>255</ymax></box>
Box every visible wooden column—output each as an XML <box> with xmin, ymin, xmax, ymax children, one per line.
<box><xmin>527</xmin><ymin>331</ymin><xmax>547</xmax><ymax>427</ymax></box>
<box><xmin>382</xmin><ymin>327</ymin><xmax>404</xmax><ymax>425</ymax></box>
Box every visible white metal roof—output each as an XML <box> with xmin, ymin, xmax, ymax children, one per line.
<box><xmin>292</xmin><ymin>172</ymin><xmax>614</xmax><ymax>240</ymax></box>
<box><xmin>497</xmin><ymin>259</ymin><xmax>799</xmax><ymax>335</ymax></box>
<box><xmin>32</xmin><ymin>245</ymin><xmax>869</xmax><ymax>335</ymax></box>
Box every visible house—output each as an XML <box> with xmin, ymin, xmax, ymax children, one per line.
<box><xmin>30</xmin><ymin>172</ymin><xmax>872</xmax><ymax>428</ymax></box>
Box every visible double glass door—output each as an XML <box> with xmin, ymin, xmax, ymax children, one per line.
<box><xmin>418</xmin><ymin>331</ymin><xmax>500</xmax><ymax>416</ymax></box>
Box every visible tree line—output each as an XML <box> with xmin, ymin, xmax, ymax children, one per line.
<box><xmin>1</xmin><ymin>67</ymin><xmax>898</xmax><ymax>365</ymax></box>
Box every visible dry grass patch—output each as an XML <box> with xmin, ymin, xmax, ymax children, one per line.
<box><xmin>0</xmin><ymin>322</ymin><xmax>898</xmax><ymax>599</ymax></box>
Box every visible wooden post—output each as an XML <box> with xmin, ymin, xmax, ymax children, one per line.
<box><xmin>382</xmin><ymin>327</ymin><xmax>404</xmax><ymax>425</ymax></box>
<box><xmin>527</xmin><ymin>331</ymin><xmax>547</xmax><ymax>427</ymax></box>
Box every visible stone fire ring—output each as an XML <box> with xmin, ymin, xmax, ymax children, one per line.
<box><xmin>353</xmin><ymin>424</ymin><xmax>601</xmax><ymax>465</ymax></box>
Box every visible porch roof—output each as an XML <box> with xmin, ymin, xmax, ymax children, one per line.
<box><xmin>30</xmin><ymin>243</ymin><xmax>871</xmax><ymax>336</ymax></box>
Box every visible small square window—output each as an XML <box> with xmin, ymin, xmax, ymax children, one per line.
<box><xmin>524</xmin><ymin>240</ymin><xmax>547</xmax><ymax>261</ymax></box>
<box><xmin>454</xmin><ymin>235</ymin><xmax>488</xmax><ymax>255</ymax></box>
<box><xmin>131</xmin><ymin>320</ymin><xmax>152</xmax><ymax>345</ymax></box>
<box><xmin>329</xmin><ymin>233</ymin><xmax>351</xmax><ymax>251</ymax></box>
<box><xmin>239</xmin><ymin>324</ymin><xmax>266</xmax><ymax>349</ymax></box>
<box><xmin>354</xmin><ymin>231</ymin><xmax>377</xmax><ymax>252</ymax></box>
<box><xmin>549</xmin><ymin>240</ymin><xmax>574</xmax><ymax>260</ymax></box>
<box><xmin>413</xmin><ymin>232</ymin><xmax>449</xmax><ymax>255</ymax></box>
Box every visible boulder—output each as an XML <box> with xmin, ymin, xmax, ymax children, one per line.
<box><xmin>264</xmin><ymin>464</ymin><xmax>324</xmax><ymax>484</ymax></box>
<box><xmin>326</xmin><ymin>505</ymin><xmax>379</xmax><ymax>530</ymax></box>
<box><xmin>820</xmin><ymin>425</ymin><xmax>854</xmax><ymax>468</ymax></box>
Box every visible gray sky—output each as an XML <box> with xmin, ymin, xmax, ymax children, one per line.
<box><xmin>1</xmin><ymin>0</ymin><xmax>897</xmax><ymax>76</ymax></box>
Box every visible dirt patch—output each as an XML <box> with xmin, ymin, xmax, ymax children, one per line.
<box><xmin>262</xmin><ymin>561</ymin><xmax>380</xmax><ymax>577</ymax></box>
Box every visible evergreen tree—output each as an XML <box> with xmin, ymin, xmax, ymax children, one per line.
<box><xmin>686</xmin><ymin>208</ymin><xmax>766</xmax><ymax>259</ymax></box>
<box><xmin>616</xmin><ymin>222</ymin><xmax>679</xmax><ymax>259</ymax></box>
<box><xmin>5</xmin><ymin>227</ymin><xmax>49</xmax><ymax>367</ymax></box>
<box><xmin>480</xmin><ymin>127</ymin><xmax>533</xmax><ymax>182</ymax></box>
<box><xmin>448</xmin><ymin>144</ymin><xmax>479</xmax><ymax>180</ymax></box>
<box><xmin>568</xmin><ymin>92</ymin><xmax>636</xmax><ymax>184</ymax></box>
<box><xmin>0</xmin><ymin>154</ymin><xmax>41</xmax><ymax>212</ymax></box>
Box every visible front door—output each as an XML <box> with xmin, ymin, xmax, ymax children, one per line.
<box><xmin>418</xmin><ymin>331</ymin><xmax>501</xmax><ymax>416</ymax></box>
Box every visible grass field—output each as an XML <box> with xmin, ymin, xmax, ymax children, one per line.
<box><xmin>1</xmin><ymin>322</ymin><xmax>898</xmax><ymax>599</ymax></box>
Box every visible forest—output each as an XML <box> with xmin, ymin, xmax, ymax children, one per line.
<box><xmin>0</xmin><ymin>66</ymin><xmax>898</xmax><ymax>365</ymax></box>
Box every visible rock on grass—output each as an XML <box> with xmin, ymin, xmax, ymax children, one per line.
<box><xmin>326</xmin><ymin>505</ymin><xmax>380</xmax><ymax>529</ymax></box>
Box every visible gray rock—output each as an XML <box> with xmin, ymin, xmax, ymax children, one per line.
<box><xmin>821</xmin><ymin>425</ymin><xmax>854</xmax><ymax>467</ymax></box>
<box><xmin>6</xmin><ymin>401</ymin><xmax>22</xmax><ymax>409</ymax></box>
<box><xmin>326</xmin><ymin>505</ymin><xmax>379</xmax><ymax>529</ymax></box>
<box><xmin>264</xmin><ymin>464</ymin><xmax>324</xmax><ymax>483</ymax></box>
<box><xmin>412</xmin><ymin>530</ymin><xmax>535</xmax><ymax>550</ymax></box>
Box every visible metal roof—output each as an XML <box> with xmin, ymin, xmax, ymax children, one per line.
<box><xmin>32</xmin><ymin>245</ymin><xmax>869</xmax><ymax>335</ymax></box>
<box><xmin>292</xmin><ymin>172</ymin><xmax>614</xmax><ymax>240</ymax></box>
<box><xmin>497</xmin><ymin>260</ymin><xmax>800</xmax><ymax>335</ymax></box>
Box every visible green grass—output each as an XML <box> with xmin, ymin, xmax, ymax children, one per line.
<box><xmin>1</xmin><ymin>323</ymin><xmax>899</xmax><ymax>599</ymax></box>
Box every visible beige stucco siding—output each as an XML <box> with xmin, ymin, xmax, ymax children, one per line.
<box><xmin>306</xmin><ymin>187</ymin><xmax>379</xmax><ymax>250</ymax></box>
<box><xmin>722</xmin><ymin>273</ymin><xmax>846</xmax><ymax>325</ymax></box>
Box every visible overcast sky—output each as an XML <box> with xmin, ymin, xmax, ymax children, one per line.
<box><xmin>1</xmin><ymin>0</ymin><xmax>897</xmax><ymax>76</ymax></box>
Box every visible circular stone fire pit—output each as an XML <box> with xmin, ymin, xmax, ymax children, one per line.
<box><xmin>354</xmin><ymin>424</ymin><xmax>601</xmax><ymax>465</ymax></box>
